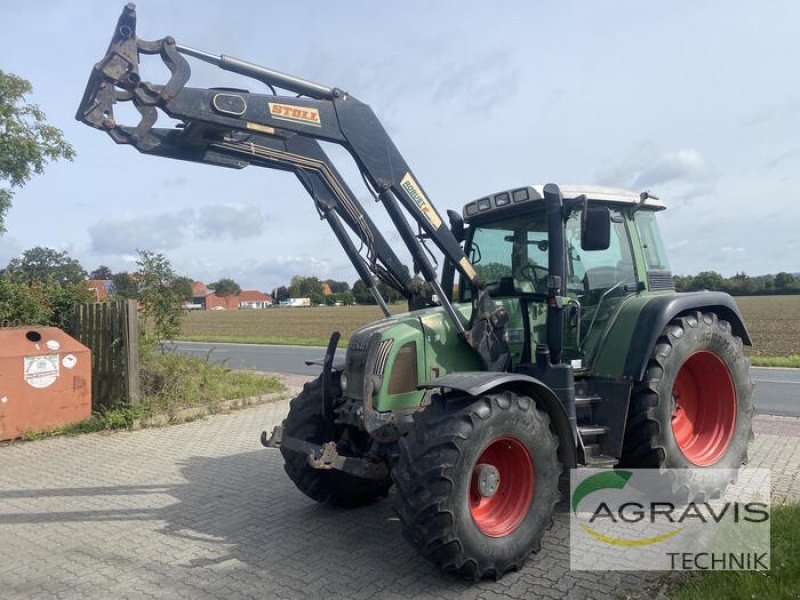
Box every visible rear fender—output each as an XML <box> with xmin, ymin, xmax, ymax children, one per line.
<box><xmin>419</xmin><ymin>372</ymin><xmax>577</xmax><ymax>468</ymax></box>
<box><xmin>623</xmin><ymin>292</ymin><xmax>752</xmax><ymax>381</ymax></box>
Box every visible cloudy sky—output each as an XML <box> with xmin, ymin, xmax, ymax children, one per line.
<box><xmin>1</xmin><ymin>1</ymin><xmax>798</xmax><ymax>290</ymax></box>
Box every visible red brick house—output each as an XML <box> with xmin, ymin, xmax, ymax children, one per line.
<box><xmin>237</xmin><ymin>290</ymin><xmax>272</xmax><ymax>309</ymax></box>
<box><xmin>187</xmin><ymin>280</ymin><xmax>272</xmax><ymax>310</ymax></box>
<box><xmin>86</xmin><ymin>279</ymin><xmax>112</xmax><ymax>302</ymax></box>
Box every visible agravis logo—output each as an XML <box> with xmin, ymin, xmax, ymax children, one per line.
<box><xmin>572</xmin><ymin>471</ymin><xmax>684</xmax><ymax>547</ymax></box>
<box><xmin>570</xmin><ymin>468</ymin><xmax>771</xmax><ymax>571</ymax></box>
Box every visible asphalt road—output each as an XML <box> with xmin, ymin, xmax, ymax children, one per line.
<box><xmin>168</xmin><ymin>341</ymin><xmax>799</xmax><ymax>417</ymax></box>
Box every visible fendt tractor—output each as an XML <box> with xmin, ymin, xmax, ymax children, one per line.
<box><xmin>79</xmin><ymin>5</ymin><xmax>754</xmax><ymax>580</ymax></box>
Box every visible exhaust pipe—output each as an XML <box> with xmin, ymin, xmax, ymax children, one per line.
<box><xmin>543</xmin><ymin>183</ymin><xmax>565</xmax><ymax>365</ymax></box>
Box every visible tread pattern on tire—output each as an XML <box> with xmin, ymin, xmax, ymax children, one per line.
<box><xmin>621</xmin><ymin>311</ymin><xmax>755</xmax><ymax>498</ymax></box>
<box><xmin>392</xmin><ymin>390</ymin><xmax>562</xmax><ymax>580</ymax></box>
<box><xmin>280</xmin><ymin>377</ymin><xmax>391</xmax><ymax>508</ymax></box>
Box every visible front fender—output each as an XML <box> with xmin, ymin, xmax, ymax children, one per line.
<box><xmin>419</xmin><ymin>372</ymin><xmax>577</xmax><ymax>468</ymax></box>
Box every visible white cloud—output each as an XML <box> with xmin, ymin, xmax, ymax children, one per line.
<box><xmin>596</xmin><ymin>143</ymin><xmax>718</xmax><ymax>201</ymax></box>
<box><xmin>88</xmin><ymin>204</ymin><xmax>265</xmax><ymax>255</ymax></box>
<box><xmin>88</xmin><ymin>210</ymin><xmax>192</xmax><ymax>254</ymax></box>
<box><xmin>193</xmin><ymin>205</ymin><xmax>265</xmax><ymax>240</ymax></box>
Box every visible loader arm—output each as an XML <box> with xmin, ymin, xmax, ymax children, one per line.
<box><xmin>77</xmin><ymin>4</ymin><xmax>510</xmax><ymax>370</ymax></box>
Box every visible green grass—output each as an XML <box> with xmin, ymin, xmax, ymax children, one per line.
<box><xmin>21</xmin><ymin>344</ymin><xmax>285</xmax><ymax>441</ymax></box>
<box><xmin>22</xmin><ymin>406</ymin><xmax>147</xmax><ymax>440</ymax></box>
<box><xmin>138</xmin><ymin>342</ymin><xmax>284</xmax><ymax>413</ymax></box>
<box><xmin>670</xmin><ymin>504</ymin><xmax>800</xmax><ymax>599</ymax></box>
<box><xmin>749</xmin><ymin>355</ymin><xmax>800</xmax><ymax>368</ymax></box>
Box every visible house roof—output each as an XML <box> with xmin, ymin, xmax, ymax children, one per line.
<box><xmin>191</xmin><ymin>280</ymin><xmax>208</xmax><ymax>296</ymax></box>
<box><xmin>238</xmin><ymin>290</ymin><xmax>271</xmax><ymax>302</ymax></box>
<box><xmin>86</xmin><ymin>279</ymin><xmax>111</xmax><ymax>301</ymax></box>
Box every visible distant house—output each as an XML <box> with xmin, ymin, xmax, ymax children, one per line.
<box><xmin>186</xmin><ymin>281</ymin><xmax>209</xmax><ymax>310</ymax></box>
<box><xmin>187</xmin><ymin>280</ymin><xmax>272</xmax><ymax>310</ymax></box>
<box><xmin>321</xmin><ymin>282</ymin><xmax>333</xmax><ymax>296</ymax></box>
<box><xmin>87</xmin><ymin>279</ymin><xmax>113</xmax><ymax>302</ymax></box>
<box><xmin>205</xmin><ymin>293</ymin><xmax>238</xmax><ymax>310</ymax></box>
<box><xmin>238</xmin><ymin>290</ymin><xmax>272</xmax><ymax>309</ymax></box>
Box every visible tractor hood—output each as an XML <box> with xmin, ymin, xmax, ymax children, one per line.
<box><xmin>341</xmin><ymin>304</ymin><xmax>481</xmax><ymax>412</ymax></box>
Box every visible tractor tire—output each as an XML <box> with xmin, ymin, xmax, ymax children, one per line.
<box><xmin>280</xmin><ymin>376</ymin><xmax>391</xmax><ymax>508</ymax></box>
<box><xmin>621</xmin><ymin>311</ymin><xmax>754</xmax><ymax>499</ymax></box>
<box><xmin>392</xmin><ymin>390</ymin><xmax>562</xmax><ymax>580</ymax></box>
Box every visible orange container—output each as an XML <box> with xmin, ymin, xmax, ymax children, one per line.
<box><xmin>0</xmin><ymin>327</ymin><xmax>91</xmax><ymax>440</ymax></box>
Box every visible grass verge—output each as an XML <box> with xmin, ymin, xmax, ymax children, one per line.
<box><xmin>177</xmin><ymin>334</ymin><xmax>335</xmax><ymax>347</ymax></box>
<box><xmin>749</xmin><ymin>354</ymin><xmax>800</xmax><ymax>368</ymax></box>
<box><xmin>21</xmin><ymin>343</ymin><xmax>285</xmax><ymax>441</ymax></box>
<box><xmin>669</xmin><ymin>503</ymin><xmax>800</xmax><ymax>599</ymax></box>
<box><xmin>138</xmin><ymin>342</ymin><xmax>284</xmax><ymax>411</ymax></box>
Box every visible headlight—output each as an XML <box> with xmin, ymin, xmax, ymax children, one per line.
<box><xmin>339</xmin><ymin>371</ymin><xmax>348</xmax><ymax>392</ymax></box>
<box><xmin>387</xmin><ymin>342</ymin><xmax>418</xmax><ymax>394</ymax></box>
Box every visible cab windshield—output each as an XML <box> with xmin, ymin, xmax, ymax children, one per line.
<box><xmin>462</xmin><ymin>211</ymin><xmax>550</xmax><ymax>298</ymax></box>
<box><xmin>461</xmin><ymin>206</ymin><xmax>639</xmax><ymax>363</ymax></box>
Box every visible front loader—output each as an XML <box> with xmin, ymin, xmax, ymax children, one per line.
<box><xmin>78</xmin><ymin>5</ymin><xmax>755</xmax><ymax>580</ymax></box>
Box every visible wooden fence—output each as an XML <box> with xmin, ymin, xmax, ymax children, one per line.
<box><xmin>69</xmin><ymin>300</ymin><xmax>140</xmax><ymax>410</ymax></box>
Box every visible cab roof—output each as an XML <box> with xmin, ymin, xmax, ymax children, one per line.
<box><xmin>462</xmin><ymin>184</ymin><xmax>665</xmax><ymax>221</ymax></box>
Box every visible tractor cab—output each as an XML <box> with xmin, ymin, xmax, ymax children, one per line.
<box><xmin>457</xmin><ymin>185</ymin><xmax>672</xmax><ymax>372</ymax></box>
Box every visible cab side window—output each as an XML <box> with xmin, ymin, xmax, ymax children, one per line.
<box><xmin>566</xmin><ymin>209</ymin><xmax>636</xmax><ymax>295</ymax></box>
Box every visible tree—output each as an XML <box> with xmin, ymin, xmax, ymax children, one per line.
<box><xmin>171</xmin><ymin>276</ymin><xmax>194</xmax><ymax>303</ymax></box>
<box><xmin>288</xmin><ymin>275</ymin><xmax>325</xmax><ymax>304</ymax></box>
<box><xmin>338</xmin><ymin>291</ymin><xmax>355</xmax><ymax>305</ymax></box>
<box><xmin>209</xmin><ymin>277</ymin><xmax>241</xmax><ymax>309</ymax></box>
<box><xmin>352</xmin><ymin>279</ymin><xmax>404</xmax><ymax>305</ymax></box>
<box><xmin>0</xmin><ymin>270</ymin><xmax>90</xmax><ymax>329</ymax></box>
<box><xmin>49</xmin><ymin>281</ymin><xmax>93</xmax><ymax>330</ymax></box>
<box><xmin>474</xmin><ymin>261</ymin><xmax>512</xmax><ymax>284</ymax></box>
<box><xmin>90</xmin><ymin>265</ymin><xmax>114</xmax><ymax>280</ymax></box>
<box><xmin>289</xmin><ymin>275</ymin><xmax>323</xmax><ymax>298</ymax></box>
<box><xmin>775</xmin><ymin>272</ymin><xmax>798</xmax><ymax>293</ymax></box>
<box><xmin>273</xmin><ymin>285</ymin><xmax>289</xmax><ymax>304</ymax></box>
<box><xmin>6</xmin><ymin>246</ymin><xmax>87</xmax><ymax>285</ymax></box>
<box><xmin>378</xmin><ymin>281</ymin><xmax>403</xmax><ymax>304</ymax></box>
<box><xmin>111</xmin><ymin>272</ymin><xmax>138</xmax><ymax>299</ymax></box>
<box><xmin>325</xmin><ymin>279</ymin><xmax>350</xmax><ymax>294</ymax></box>
<box><xmin>352</xmin><ymin>279</ymin><xmax>375</xmax><ymax>304</ymax></box>
<box><xmin>0</xmin><ymin>273</ymin><xmax>52</xmax><ymax>326</ymax></box>
<box><xmin>689</xmin><ymin>271</ymin><xmax>725</xmax><ymax>292</ymax></box>
<box><xmin>136</xmin><ymin>250</ymin><xmax>185</xmax><ymax>341</ymax></box>
<box><xmin>0</xmin><ymin>70</ymin><xmax>75</xmax><ymax>233</ymax></box>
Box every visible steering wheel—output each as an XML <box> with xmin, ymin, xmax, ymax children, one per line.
<box><xmin>521</xmin><ymin>263</ymin><xmax>549</xmax><ymax>291</ymax></box>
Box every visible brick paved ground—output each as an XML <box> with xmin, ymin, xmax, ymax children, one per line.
<box><xmin>1</xmin><ymin>377</ymin><xmax>798</xmax><ymax>600</ymax></box>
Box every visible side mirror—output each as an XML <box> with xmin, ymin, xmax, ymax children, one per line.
<box><xmin>581</xmin><ymin>206</ymin><xmax>611</xmax><ymax>251</ymax></box>
<box><xmin>447</xmin><ymin>209</ymin><xmax>465</xmax><ymax>243</ymax></box>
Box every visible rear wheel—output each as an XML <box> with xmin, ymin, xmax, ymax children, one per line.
<box><xmin>392</xmin><ymin>390</ymin><xmax>561</xmax><ymax>580</ymax></box>
<box><xmin>280</xmin><ymin>376</ymin><xmax>391</xmax><ymax>507</ymax></box>
<box><xmin>621</xmin><ymin>311</ymin><xmax>754</xmax><ymax>497</ymax></box>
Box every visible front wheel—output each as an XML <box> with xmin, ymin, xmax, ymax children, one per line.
<box><xmin>392</xmin><ymin>390</ymin><xmax>562</xmax><ymax>580</ymax></box>
<box><xmin>280</xmin><ymin>376</ymin><xmax>391</xmax><ymax>507</ymax></box>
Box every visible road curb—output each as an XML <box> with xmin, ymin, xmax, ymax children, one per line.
<box><xmin>132</xmin><ymin>386</ymin><xmax>302</xmax><ymax>429</ymax></box>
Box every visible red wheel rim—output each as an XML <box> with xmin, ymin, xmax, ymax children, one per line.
<box><xmin>469</xmin><ymin>436</ymin><xmax>534</xmax><ymax>537</ymax></box>
<box><xmin>671</xmin><ymin>351</ymin><xmax>737</xmax><ymax>466</ymax></box>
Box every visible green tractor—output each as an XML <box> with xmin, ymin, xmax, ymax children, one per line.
<box><xmin>274</xmin><ymin>185</ymin><xmax>753</xmax><ymax>578</ymax></box>
<box><xmin>79</xmin><ymin>5</ymin><xmax>753</xmax><ymax>580</ymax></box>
